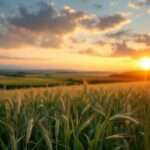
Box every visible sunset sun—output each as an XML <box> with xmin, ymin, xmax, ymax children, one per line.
<box><xmin>139</xmin><ymin>57</ymin><xmax>150</xmax><ymax>70</ymax></box>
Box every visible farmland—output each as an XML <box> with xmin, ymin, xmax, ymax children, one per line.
<box><xmin>0</xmin><ymin>82</ymin><xmax>149</xmax><ymax>150</ymax></box>
<box><xmin>0</xmin><ymin>75</ymin><xmax>67</xmax><ymax>89</ymax></box>
<box><xmin>0</xmin><ymin>70</ymin><xmax>148</xmax><ymax>89</ymax></box>
<box><xmin>0</xmin><ymin>0</ymin><xmax>150</xmax><ymax>149</ymax></box>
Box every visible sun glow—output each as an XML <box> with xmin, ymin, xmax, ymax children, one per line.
<box><xmin>139</xmin><ymin>57</ymin><xmax>150</xmax><ymax>70</ymax></box>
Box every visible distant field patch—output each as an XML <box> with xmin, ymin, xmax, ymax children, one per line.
<box><xmin>0</xmin><ymin>76</ymin><xmax>67</xmax><ymax>89</ymax></box>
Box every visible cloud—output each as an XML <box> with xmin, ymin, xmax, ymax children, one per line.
<box><xmin>0</xmin><ymin>26</ymin><xmax>64</xmax><ymax>49</ymax></box>
<box><xmin>0</xmin><ymin>3</ymin><xmax>88</xmax><ymax>49</ymax></box>
<box><xmin>133</xmin><ymin>33</ymin><xmax>150</xmax><ymax>46</ymax></box>
<box><xmin>112</xmin><ymin>42</ymin><xmax>134</xmax><ymax>57</ymax></box>
<box><xmin>0</xmin><ymin>26</ymin><xmax>35</xmax><ymax>49</ymax></box>
<box><xmin>106</xmin><ymin>30</ymin><xmax>130</xmax><ymax>39</ymax></box>
<box><xmin>106</xmin><ymin>30</ymin><xmax>150</xmax><ymax>46</ymax></box>
<box><xmin>10</xmin><ymin>4</ymin><xmax>129</xmax><ymax>34</ymax></box>
<box><xmin>77</xmin><ymin>39</ymin><xmax>150</xmax><ymax>59</ymax></box>
<box><xmin>112</xmin><ymin>41</ymin><xmax>150</xmax><ymax>58</ymax></box>
<box><xmin>9</xmin><ymin>4</ymin><xmax>86</xmax><ymax>34</ymax></box>
<box><xmin>0</xmin><ymin>55</ymin><xmax>37</xmax><ymax>60</ymax></box>
<box><xmin>128</xmin><ymin>2</ymin><xmax>144</xmax><ymax>9</ymax></box>
<box><xmin>0</xmin><ymin>1</ymin><xmax>130</xmax><ymax>49</ymax></box>
<box><xmin>83</xmin><ymin>14</ymin><xmax>130</xmax><ymax>32</ymax></box>
<box><xmin>128</xmin><ymin>0</ymin><xmax>150</xmax><ymax>9</ymax></box>
<box><xmin>105</xmin><ymin>31</ymin><xmax>150</xmax><ymax>58</ymax></box>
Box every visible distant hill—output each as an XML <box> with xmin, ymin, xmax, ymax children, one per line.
<box><xmin>110</xmin><ymin>70</ymin><xmax>150</xmax><ymax>80</ymax></box>
<box><xmin>0</xmin><ymin>69</ymin><xmax>111</xmax><ymax>76</ymax></box>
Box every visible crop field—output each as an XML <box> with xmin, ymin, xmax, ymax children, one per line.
<box><xmin>0</xmin><ymin>75</ymin><xmax>76</xmax><ymax>89</ymax></box>
<box><xmin>0</xmin><ymin>82</ymin><xmax>149</xmax><ymax>150</ymax></box>
<box><xmin>0</xmin><ymin>71</ymin><xmax>145</xmax><ymax>90</ymax></box>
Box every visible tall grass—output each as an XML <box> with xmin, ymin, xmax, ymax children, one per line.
<box><xmin>0</xmin><ymin>83</ymin><xmax>149</xmax><ymax>150</ymax></box>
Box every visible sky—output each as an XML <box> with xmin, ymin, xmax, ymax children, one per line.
<box><xmin>0</xmin><ymin>0</ymin><xmax>150</xmax><ymax>71</ymax></box>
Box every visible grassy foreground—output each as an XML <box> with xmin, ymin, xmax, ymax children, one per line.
<box><xmin>0</xmin><ymin>83</ymin><xmax>150</xmax><ymax>150</ymax></box>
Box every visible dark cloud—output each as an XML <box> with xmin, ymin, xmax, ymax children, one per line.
<box><xmin>10</xmin><ymin>4</ymin><xmax>128</xmax><ymax>34</ymax></box>
<box><xmin>106</xmin><ymin>30</ymin><xmax>130</xmax><ymax>39</ymax></box>
<box><xmin>133</xmin><ymin>33</ymin><xmax>150</xmax><ymax>46</ymax></box>
<box><xmin>0</xmin><ymin>2</ymin><xmax>130</xmax><ymax>49</ymax></box>
<box><xmin>83</xmin><ymin>14</ymin><xmax>129</xmax><ymax>32</ymax></box>
<box><xmin>9</xmin><ymin>3</ymin><xmax>80</xmax><ymax>34</ymax></box>
<box><xmin>112</xmin><ymin>41</ymin><xmax>150</xmax><ymax>58</ymax></box>
<box><xmin>106</xmin><ymin>30</ymin><xmax>150</xmax><ymax>46</ymax></box>
<box><xmin>0</xmin><ymin>26</ymin><xmax>62</xmax><ymax>49</ymax></box>
<box><xmin>0</xmin><ymin>26</ymin><xmax>33</xmax><ymax>49</ymax></box>
<box><xmin>78</xmin><ymin>41</ymin><xmax>150</xmax><ymax>58</ymax></box>
<box><xmin>112</xmin><ymin>42</ymin><xmax>134</xmax><ymax>57</ymax></box>
<box><xmin>0</xmin><ymin>3</ymin><xmax>88</xmax><ymax>49</ymax></box>
<box><xmin>100</xmin><ymin>30</ymin><xmax>150</xmax><ymax>58</ymax></box>
<box><xmin>129</xmin><ymin>0</ymin><xmax>150</xmax><ymax>9</ymax></box>
<box><xmin>96</xmin><ymin>15</ymin><xmax>128</xmax><ymax>30</ymax></box>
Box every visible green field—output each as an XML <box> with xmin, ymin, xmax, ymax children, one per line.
<box><xmin>0</xmin><ymin>71</ymin><xmax>145</xmax><ymax>89</ymax></box>
<box><xmin>0</xmin><ymin>75</ymin><xmax>79</xmax><ymax>89</ymax></box>
<box><xmin>0</xmin><ymin>82</ymin><xmax>149</xmax><ymax>150</ymax></box>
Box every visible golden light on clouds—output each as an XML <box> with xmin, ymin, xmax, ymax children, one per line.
<box><xmin>0</xmin><ymin>0</ymin><xmax>150</xmax><ymax>71</ymax></box>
